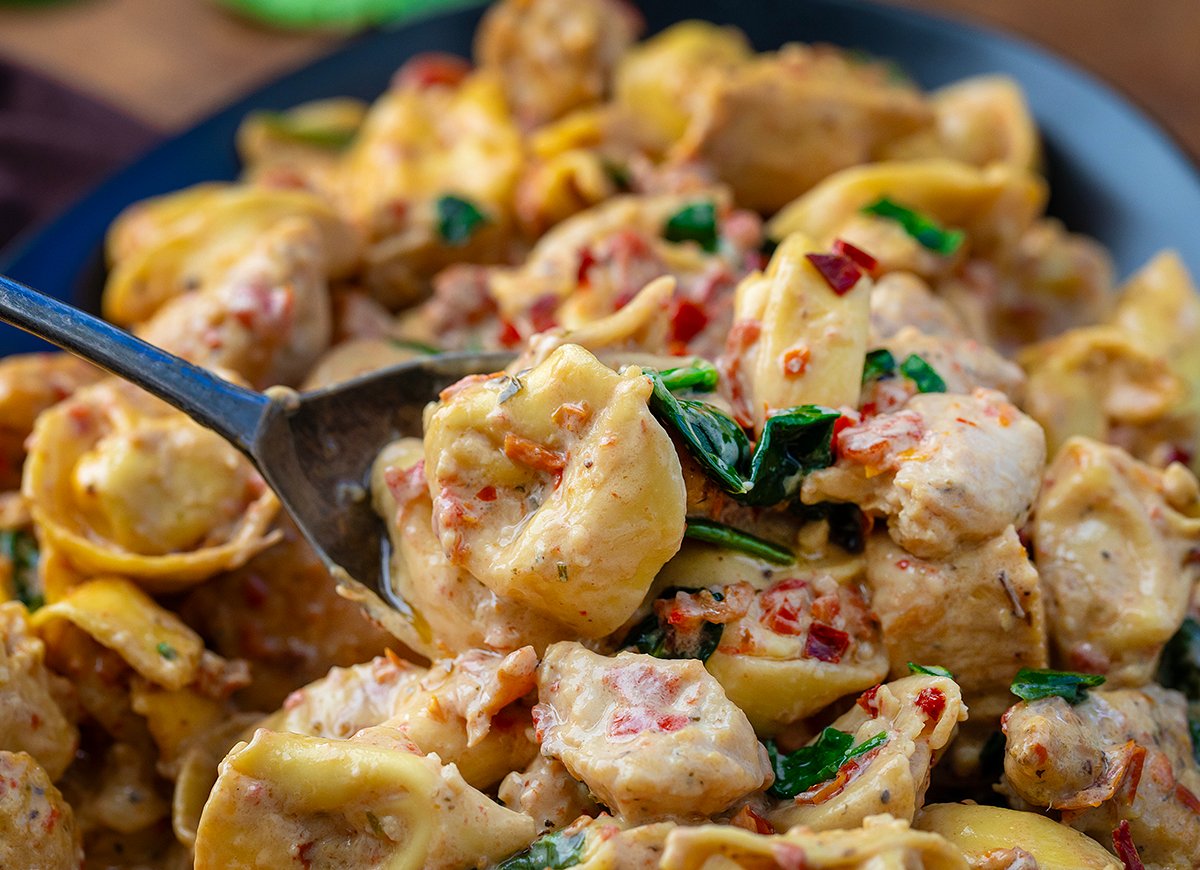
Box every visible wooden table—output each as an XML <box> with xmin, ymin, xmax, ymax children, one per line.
<box><xmin>0</xmin><ymin>0</ymin><xmax>1197</xmax><ymax>159</ymax></box>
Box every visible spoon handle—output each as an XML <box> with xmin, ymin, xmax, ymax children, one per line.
<box><xmin>0</xmin><ymin>274</ymin><xmax>268</xmax><ymax>454</ymax></box>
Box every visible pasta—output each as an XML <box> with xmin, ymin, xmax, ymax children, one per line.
<box><xmin>4</xmin><ymin>0</ymin><xmax>1200</xmax><ymax>866</ymax></box>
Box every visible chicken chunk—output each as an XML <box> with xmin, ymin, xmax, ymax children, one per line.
<box><xmin>1002</xmin><ymin>686</ymin><xmax>1200</xmax><ymax>868</ymax></box>
<box><xmin>0</xmin><ymin>751</ymin><xmax>82</xmax><ymax>869</ymax></box>
<box><xmin>868</xmin><ymin>271</ymin><xmax>970</xmax><ymax>342</ymax></box>
<box><xmin>475</xmin><ymin>0</ymin><xmax>642</xmax><ymax>127</ymax></box>
<box><xmin>802</xmin><ymin>389</ymin><xmax>1046</xmax><ymax>559</ymax></box>
<box><xmin>535</xmin><ymin>642</ymin><xmax>771</xmax><ymax>821</ymax></box>
<box><xmin>768</xmin><ymin>675</ymin><xmax>966</xmax><ymax>831</ymax></box>
<box><xmin>498</xmin><ymin>754</ymin><xmax>601</xmax><ymax>833</ymax></box>
<box><xmin>866</xmin><ymin>528</ymin><xmax>1048</xmax><ymax>725</ymax></box>
<box><xmin>0</xmin><ymin>603</ymin><xmax>78</xmax><ymax>781</ymax></box>
<box><xmin>1033</xmin><ymin>438</ymin><xmax>1200</xmax><ymax>683</ymax></box>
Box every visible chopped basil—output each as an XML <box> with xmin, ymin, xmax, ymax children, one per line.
<box><xmin>647</xmin><ymin>372</ymin><xmax>750</xmax><ymax>495</ymax></box>
<box><xmin>252</xmin><ymin>111</ymin><xmax>358</xmax><ymax>150</ymax></box>
<box><xmin>653</xmin><ymin>360</ymin><xmax>719</xmax><ymax>394</ymax></box>
<box><xmin>908</xmin><ymin>663</ymin><xmax>954</xmax><ymax>678</ymax></box>
<box><xmin>388</xmin><ymin>338</ymin><xmax>441</xmax><ymax>355</ymax></box>
<box><xmin>898</xmin><ymin>354</ymin><xmax>946</xmax><ymax>393</ymax></box>
<box><xmin>862</xmin><ymin>197</ymin><xmax>964</xmax><ymax>255</ymax></box>
<box><xmin>684</xmin><ymin>518</ymin><xmax>793</xmax><ymax>565</ymax></box>
<box><xmin>741</xmin><ymin>406</ymin><xmax>840</xmax><ymax>506</ymax></box>
<box><xmin>0</xmin><ymin>529</ymin><xmax>42</xmax><ymax>612</ymax></box>
<box><xmin>663</xmin><ymin>202</ymin><xmax>719</xmax><ymax>253</ymax></box>
<box><xmin>625</xmin><ymin>586</ymin><xmax>725</xmax><ymax>663</ymax></box>
<box><xmin>766</xmin><ymin>727</ymin><xmax>887</xmax><ymax>799</ymax></box>
<box><xmin>1010</xmin><ymin>668</ymin><xmax>1105</xmax><ymax>704</ymax></box>
<box><xmin>862</xmin><ymin>348</ymin><xmax>897</xmax><ymax>383</ymax></box>
<box><xmin>496</xmin><ymin>827</ymin><xmax>588</xmax><ymax>870</ymax></box>
<box><xmin>436</xmin><ymin>194</ymin><xmax>488</xmax><ymax>246</ymax></box>
<box><xmin>156</xmin><ymin>642</ymin><xmax>178</xmax><ymax>661</ymax></box>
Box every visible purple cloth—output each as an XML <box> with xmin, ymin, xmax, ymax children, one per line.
<box><xmin>0</xmin><ymin>60</ymin><xmax>159</xmax><ymax>246</ymax></box>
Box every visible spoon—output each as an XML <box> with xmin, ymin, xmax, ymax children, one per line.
<box><xmin>0</xmin><ymin>273</ymin><xmax>510</xmax><ymax>638</ymax></box>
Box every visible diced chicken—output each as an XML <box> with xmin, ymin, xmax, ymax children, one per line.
<box><xmin>768</xmin><ymin>675</ymin><xmax>966</xmax><ymax>831</ymax></box>
<box><xmin>0</xmin><ymin>603</ymin><xmax>78</xmax><ymax>781</ymax></box>
<box><xmin>1034</xmin><ymin>438</ymin><xmax>1200</xmax><ymax>684</ymax></box>
<box><xmin>535</xmin><ymin>642</ymin><xmax>772</xmax><ymax>820</ymax></box>
<box><xmin>498</xmin><ymin>754</ymin><xmax>601</xmax><ymax>833</ymax></box>
<box><xmin>802</xmin><ymin>389</ymin><xmax>1046</xmax><ymax>559</ymax></box>
<box><xmin>474</xmin><ymin>0</ymin><xmax>642</xmax><ymax>127</ymax></box>
<box><xmin>868</xmin><ymin>326</ymin><xmax>1027</xmax><ymax>408</ymax></box>
<box><xmin>869</xmin><ymin>271</ymin><xmax>971</xmax><ymax>342</ymax></box>
<box><xmin>0</xmin><ymin>751</ymin><xmax>82</xmax><ymax>869</ymax></box>
<box><xmin>1002</xmin><ymin>686</ymin><xmax>1200</xmax><ymax>868</ymax></box>
<box><xmin>866</xmin><ymin>528</ymin><xmax>1048</xmax><ymax>725</ymax></box>
<box><xmin>270</xmin><ymin>655</ymin><xmax>425</xmax><ymax>740</ymax></box>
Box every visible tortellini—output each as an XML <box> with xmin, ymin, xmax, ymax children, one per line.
<box><xmin>0</xmin><ymin>751</ymin><xmax>83</xmax><ymax>869</ymax></box>
<box><xmin>22</xmin><ymin>378</ymin><xmax>279</xmax><ymax>589</ymax></box>
<box><xmin>423</xmin><ymin>344</ymin><xmax>686</xmax><ymax>637</ymax></box>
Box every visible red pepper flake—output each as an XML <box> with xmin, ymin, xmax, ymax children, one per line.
<box><xmin>296</xmin><ymin>840</ymin><xmax>316</xmax><ymax>870</ymax></box>
<box><xmin>497</xmin><ymin>319</ymin><xmax>522</xmax><ymax>348</ymax></box>
<box><xmin>669</xmin><ymin>298</ymin><xmax>710</xmax><ymax>344</ymax></box>
<box><xmin>531</xmin><ymin>704</ymin><xmax>553</xmax><ymax>742</ymax></box>
<box><xmin>895</xmin><ymin>559</ymin><xmax>910</xmax><ymax>570</ymax></box>
<box><xmin>1112</xmin><ymin>820</ymin><xmax>1145</xmax><ymax>870</ymax></box>
<box><xmin>781</xmin><ymin>347</ymin><xmax>811</xmax><ymax>377</ymax></box>
<box><xmin>729</xmin><ymin>804</ymin><xmax>775</xmax><ymax>835</ymax></box>
<box><xmin>529</xmin><ymin>294</ymin><xmax>559</xmax><ymax>333</ymax></box>
<box><xmin>857</xmin><ymin>684</ymin><xmax>882</xmax><ymax>716</ymax></box>
<box><xmin>915</xmin><ymin>686</ymin><xmax>946</xmax><ymax>721</ymax></box>
<box><xmin>475</xmin><ymin>485</ymin><xmax>497</xmax><ymax>502</ymax></box>
<box><xmin>1124</xmin><ymin>743</ymin><xmax>1147</xmax><ymax>803</ymax></box>
<box><xmin>805</xmin><ymin>622</ymin><xmax>850</xmax><ymax>663</ymax></box>
<box><xmin>805</xmin><ymin>253</ymin><xmax>863</xmax><ymax>295</ymax></box>
<box><xmin>576</xmin><ymin>247</ymin><xmax>597</xmax><ymax>286</ymax></box>
<box><xmin>832</xmin><ymin>238</ymin><xmax>878</xmax><ymax>273</ymax></box>
<box><xmin>1176</xmin><ymin>783</ymin><xmax>1200</xmax><ymax>814</ymax></box>
<box><xmin>503</xmin><ymin>433</ymin><xmax>566</xmax><ymax>478</ymax></box>
<box><xmin>393</xmin><ymin>52</ymin><xmax>471</xmax><ymax>90</ymax></box>
<box><xmin>831</xmin><ymin>413</ymin><xmax>857</xmax><ymax>458</ymax></box>
<box><xmin>760</xmin><ymin>579</ymin><xmax>810</xmax><ymax>637</ymax></box>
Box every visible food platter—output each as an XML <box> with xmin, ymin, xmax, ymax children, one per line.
<box><xmin>2</xmin><ymin>0</ymin><xmax>1199</xmax><ymax>356</ymax></box>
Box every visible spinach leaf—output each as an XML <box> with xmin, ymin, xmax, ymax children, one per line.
<box><xmin>625</xmin><ymin>586</ymin><xmax>725</xmax><ymax>663</ymax></box>
<box><xmin>684</xmin><ymin>518</ymin><xmax>793</xmax><ymax>565</ymax></box>
<box><xmin>862</xmin><ymin>348</ymin><xmax>897</xmax><ymax>383</ymax></box>
<box><xmin>496</xmin><ymin>827</ymin><xmax>588</xmax><ymax>870</ymax></box>
<box><xmin>0</xmin><ymin>529</ymin><xmax>41</xmax><ymax>611</ymax></box>
<box><xmin>767</xmin><ymin>727</ymin><xmax>887</xmax><ymax>799</ymax></box>
<box><xmin>663</xmin><ymin>202</ymin><xmax>719</xmax><ymax>253</ymax></box>
<box><xmin>654</xmin><ymin>360</ymin><xmax>719</xmax><ymax>394</ymax></box>
<box><xmin>898</xmin><ymin>354</ymin><xmax>946</xmax><ymax>393</ymax></box>
<box><xmin>436</xmin><ymin>194</ymin><xmax>488</xmax><ymax>246</ymax></box>
<box><xmin>861</xmin><ymin>197</ymin><xmax>964</xmax><ymax>255</ymax></box>
<box><xmin>1158</xmin><ymin>617</ymin><xmax>1200</xmax><ymax>698</ymax></box>
<box><xmin>647</xmin><ymin>373</ymin><xmax>750</xmax><ymax>495</ymax></box>
<box><xmin>1010</xmin><ymin>668</ymin><xmax>1106</xmax><ymax>704</ymax></box>
<box><xmin>908</xmin><ymin>663</ymin><xmax>954</xmax><ymax>678</ymax></box>
<box><xmin>741</xmin><ymin>406</ymin><xmax>840</xmax><ymax>506</ymax></box>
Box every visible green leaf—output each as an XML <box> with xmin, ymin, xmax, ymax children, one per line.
<box><xmin>663</xmin><ymin>202</ymin><xmax>719</xmax><ymax>253</ymax></box>
<box><xmin>766</xmin><ymin>727</ymin><xmax>888</xmax><ymax>799</ymax></box>
<box><xmin>908</xmin><ymin>662</ymin><xmax>954</xmax><ymax>678</ymax></box>
<box><xmin>647</xmin><ymin>372</ymin><xmax>751</xmax><ymax>495</ymax></box>
<box><xmin>436</xmin><ymin>194</ymin><xmax>488</xmax><ymax>246</ymax></box>
<box><xmin>624</xmin><ymin>586</ymin><xmax>725</xmax><ymax>663</ymax></box>
<box><xmin>861</xmin><ymin>197</ymin><xmax>964</xmax><ymax>255</ymax></box>
<box><xmin>1189</xmin><ymin>711</ymin><xmax>1200</xmax><ymax>766</ymax></box>
<box><xmin>741</xmin><ymin>406</ymin><xmax>840</xmax><ymax>506</ymax></box>
<box><xmin>653</xmin><ymin>360</ymin><xmax>720</xmax><ymax>394</ymax></box>
<box><xmin>684</xmin><ymin>518</ymin><xmax>793</xmax><ymax>565</ymax></box>
<box><xmin>0</xmin><ymin>529</ymin><xmax>42</xmax><ymax>612</ymax></box>
<box><xmin>1010</xmin><ymin>668</ymin><xmax>1106</xmax><ymax>704</ymax></box>
<box><xmin>250</xmin><ymin>110</ymin><xmax>358</xmax><ymax>149</ymax></box>
<box><xmin>862</xmin><ymin>348</ymin><xmax>897</xmax><ymax>383</ymax></box>
<box><xmin>215</xmin><ymin>0</ymin><xmax>483</xmax><ymax>29</ymax></box>
<box><xmin>898</xmin><ymin>354</ymin><xmax>946</xmax><ymax>393</ymax></box>
<box><xmin>388</xmin><ymin>338</ymin><xmax>441</xmax><ymax>355</ymax></box>
<box><xmin>496</xmin><ymin>827</ymin><xmax>588</xmax><ymax>870</ymax></box>
<box><xmin>156</xmin><ymin>641</ymin><xmax>178</xmax><ymax>661</ymax></box>
<box><xmin>1158</xmin><ymin>617</ymin><xmax>1200</xmax><ymax>699</ymax></box>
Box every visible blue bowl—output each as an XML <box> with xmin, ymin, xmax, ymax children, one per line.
<box><xmin>3</xmin><ymin>0</ymin><xmax>1198</xmax><ymax>354</ymax></box>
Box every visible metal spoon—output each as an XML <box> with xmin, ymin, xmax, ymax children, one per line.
<box><xmin>0</xmin><ymin>273</ymin><xmax>510</xmax><ymax>638</ymax></box>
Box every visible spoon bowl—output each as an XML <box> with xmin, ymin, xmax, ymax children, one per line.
<box><xmin>0</xmin><ymin>272</ymin><xmax>511</xmax><ymax>635</ymax></box>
